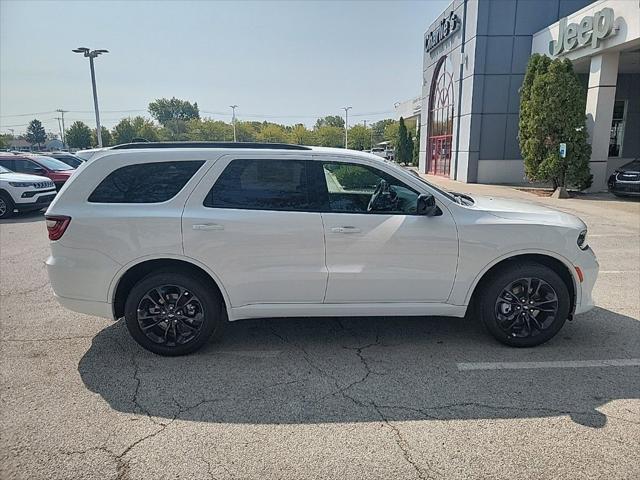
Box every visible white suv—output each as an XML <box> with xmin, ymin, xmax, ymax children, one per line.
<box><xmin>0</xmin><ymin>165</ymin><xmax>57</xmax><ymax>219</ymax></box>
<box><xmin>45</xmin><ymin>142</ymin><xmax>598</xmax><ymax>355</ymax></box>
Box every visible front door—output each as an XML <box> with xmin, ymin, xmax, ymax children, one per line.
<box><xmin>182</xmin><ymin>156</ymin><xmax>327</xmax><ymax>307</ymax></box>
<box><xmin>317</xmin><ymin>159</ymin><xmax>458</xmax><ymax>303</ymax></box>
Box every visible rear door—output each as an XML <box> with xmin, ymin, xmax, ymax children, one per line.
<box><xmin>317</xmin><ymin>158</ymin><xmax>458</xmax><ymax>303</ymax></box>
<box><xmin>182</xmin><ymin>155</ymin><xmax>327</xmax><ymax>307</ymax></box>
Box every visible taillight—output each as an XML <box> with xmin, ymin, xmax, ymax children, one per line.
<box><xmin>45</xmin><ymin>215</ymin><xmax>71</xmax><ymax>241</ymax></box>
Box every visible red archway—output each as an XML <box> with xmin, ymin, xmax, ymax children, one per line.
<box><xmin>427</xmin><ymin>56</ymin><xmax>454</xmax><ymax>176</ymax></box>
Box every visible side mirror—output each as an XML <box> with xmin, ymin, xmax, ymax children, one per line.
<box><xmin>32</xmin><ymin>167</ymin><xmax>46</xmax><ymax>175</ymax></box>
<box><xmin>417</xmin><ymin>194</ymin><xmax>438</xmax><ymax>216</ymax></box>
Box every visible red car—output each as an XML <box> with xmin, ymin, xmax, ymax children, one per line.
<box><xmin>0</xmin><ymin>154</ymin><xmax>75</xmax><ymax>190</ymax></box>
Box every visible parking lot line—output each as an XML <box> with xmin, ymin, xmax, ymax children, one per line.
<box><xmin>457</xmin><ymin>359</ymin><xmax>640</xmax><ymax>371</ymax></box>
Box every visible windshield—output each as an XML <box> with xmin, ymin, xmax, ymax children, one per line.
<box><xmin>0</xmin><ymin>165</ymin><xmax>11</xmax><ymax>174</ymax></box>
<box><xmin>33</xmin><ymin>156</ymin><xmax>74</xmax><ymax>171</ymax></box>
<box><xmin>622</xmin><ymin>159</ymin><xmax>640</xmax><ymax>171</ymax></box>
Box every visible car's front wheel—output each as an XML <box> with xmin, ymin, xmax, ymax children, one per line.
<box><xmin>0</xmin><ymin>192</ymin><xmax>15</xmax><ymax>219</ymax></box>
<box><xmin>479</xmin><ymin>262</ymin><xmax>570</xmax><ymax>347</ymax></box>
<box><xmin>124</xmin><ymin>271</ymin><xmax>225</xmax><ymax>356</ymax></box>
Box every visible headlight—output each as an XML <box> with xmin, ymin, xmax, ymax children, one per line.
<box><xmin>8</xmin><ymin>182</ymin><xmax>34</xmax><ymax>187</ymax></box>
<box><xmin>577</xmin><ymin>229</ymin><xmax>588</xmax><ymax>250</ymax></box>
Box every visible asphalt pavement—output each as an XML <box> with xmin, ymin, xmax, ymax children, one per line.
<box><xmin>1</xmin><ymin>183</ymin><xmax>638</xmax><ymax>480</ymax></box>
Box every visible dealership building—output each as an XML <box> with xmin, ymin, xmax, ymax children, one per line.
<box><xmin>409</xmin><ymin>0</ymin><xmax>640</xmax><ymax>190</ymax></box>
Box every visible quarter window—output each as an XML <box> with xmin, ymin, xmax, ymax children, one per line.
<box><xmin>322</xmin><ymin>162</ymin><xmax>420</xmax><ymax>214</ymax></box>
<box><xmin>88</xmin><ymin>161</ymin><xmax>204</xmax><ymax>203</ymax></box>
<box><xmin>204</xmin><ymin>159</ymin><xmax>312</xmax><ymax>211</ymax></box>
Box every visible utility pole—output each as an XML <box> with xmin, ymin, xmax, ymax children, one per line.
<box><xmin>72</xmin><ymin>47</ymin><xmax>108</xmax><ymax>147</ymax></box>
<box><xmin>342</xmin><ymin>106</ymin><xmax>352</xmax><ymax>149</ymax></box>
<box><xmin>56</xmin><ymin>109</ymin><xmax>68</xmax><ymax>148</ymax></box>
<box><xmin>230</xmin><ymin>105</ymin><xmax>238</xmax><ymax>142</ymax></box>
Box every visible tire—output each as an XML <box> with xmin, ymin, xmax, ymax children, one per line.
<box><xmin>124</xmin><ymin>271</ymin><xmax>226</xmax><ymax>356</ymax></box>
<box><xmin>479</xmin><ymin>262</ymin><xmax>570</xmax><ymax>347</ymax></box>
<box><xmin>0</xmin><ymin>192</ymin><xmax>15</xmax><ymax>219</ymax></box>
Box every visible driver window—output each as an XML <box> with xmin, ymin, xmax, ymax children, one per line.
<box><xmin>322</xmin><ymin>162</ymin><xmax>419</xmax><ymax>214</ymax></box>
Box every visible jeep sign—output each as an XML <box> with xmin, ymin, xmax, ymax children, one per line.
<box><xmin>549</xmin><ymin>7</ymin><xmax>616</xmax><ymax>56</ymax></box>
<box><xmin>425</xmin><ymin>11</ymin><xmax>460</xmax><ymax>53</ymax></box>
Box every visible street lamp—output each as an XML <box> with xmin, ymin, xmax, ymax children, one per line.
<box><xmin>229</xmin><ymin>105</ymin><xmax>238</xmax><ymax>142</ymax></box>
<box><xmin>342</xmin><ymin>106</ymin><xmax>352</xmax><ymax>149</ymax></box>
<box><xmin>73</xmin><ymin>47</ymin><xmax>108</xmax><ymax>147</ymax></box>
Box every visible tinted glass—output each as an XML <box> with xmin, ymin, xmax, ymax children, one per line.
<box><xmin>52</xmin><ymin>154</ymin><xmax>82</xmax><ymax>168</ymax></box>
<box><xmin>13</xmin><ymin>159</ymin><xmax>43</xmax><ymax>174</ymax></box>
<box><xmin>0</xmin><ymin>159</ymin><xmax>14</xmax><ymax>171</ymax></box>
<box><xmin>32</xmin><ymin>156</ymin><xmax>74</xmax><ymax>171</ymax></box>
<box><xmin>88</xmin><ymin>161</ymin><xmax>204</xmax><ymax>203</ymax></box>
<box><xmin>0</xmin><ymin>165</ymin><xmax>11</xmax><ymax>174</ymax></box>
<box><xmin>322</xmin><ymin>162</ymin><xmax>419</xmax><ymax>214</ymax></box>
<box><xmin>204</xmin><ymin>159</ymin><xmax>311</xmax><ymax>211</ymax></box>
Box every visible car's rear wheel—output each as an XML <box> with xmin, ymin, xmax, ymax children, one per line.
<box><xmin>124</xmin><ymin>271</ymin><xmax>225</xmax><ymax>356</ymax></box>
<box><xmin>0</xmin><ymin>192</ymin><xmax>15</xmax><ymax>219</ymax></box>
<box><xmin>479</xmin><ymin>262</ymin><xmax>570</xmax><ymax>347</ymax></box>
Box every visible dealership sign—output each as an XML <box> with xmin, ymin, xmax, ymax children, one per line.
<box><xmin>425</xmin><ymin>11</ymin><xmax>460</xmax><ymax>53</ymax></box>
<box><xmin>549</xmin><ymin>7</ymin><xmax>617</xmax><ymax>56</ymax></box>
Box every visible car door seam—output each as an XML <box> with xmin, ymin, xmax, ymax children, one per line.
<box><xmin>319</xmin><ymin>212</ymin><xmax>330</xmax><ymax>303</ymax></box>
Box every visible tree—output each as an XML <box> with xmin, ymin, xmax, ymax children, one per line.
<box><xmin>131</xmin><ymin>116</ymin><xmax>159</xmax><ymax>141</ymax></box>
<box><xmin>186</xmin><ymin>118</ymin><xmax>232</xmax><ymax>141</ymax></box>
<box><xmin>0</xmin><ymin>133</ymin><xmax>13</xmax><ymax>149</ymax></box>
<box><xmin>412</xmin><ymin>124</ymin><xmax>421</xmax><ymax>166</ymax></box>
<box><xmin>316</xmin><ymin>125</ymin><xmax>344</xmax><ymax>148</ymax></box>
<box><xmin>26</xmin><ymin>119</ymin><xmax>46</xmax><ymax>148</ymax></box>
<box><xmin>347</xmin><ymin>124</ymin><xmax>370</xmax><ymax>150</ymax></box>
<box><xmin>65</xmin><ymin>121</ymin><xmax>92</xmax><ymax>149</ymax></box>
<box><xmin>257</xmin><ymin>123</ymin><xmax>288</xmax><ymax>143</ymax></box>
<box><xmin>396</xmin><ymin>117</ymin><xmax>412</xmax><ymax>165</ymax></box>
<box><xmin>383</xmin><ymin>120</ymin><xmax>399</xmax><ymax>148</ymax></box>
<box><xmin>371</xmin><ymin>119</ymin><xmax>395</xmax><ymax>145</ymax></box>
<box><xmin>519</xmin><ymin>54</ymin><xmax>592</xmax><ymax>190</ymax></box>
<box><xmin>92</xmin><ymin>127</ymin><xmax>112</xmax><ymax>147</ymax></box>
<box><xmin>289</xmin><ymin>124</ymin><xmax>316</xmax><ymax>145</ymax></box>
<box><xmin>148</xmin><ymin>97</ymin><xmax>200</xmax><ymax>127</ymax></box>
<box><xmin>315</xmin><ymin>115</ymin><xmax>345</xmax><ymax>129</ymax></box>
<box><xmin>112</xmin><ymin>118</ymin><xmax>137</xmax><ymax>145</ymax></box>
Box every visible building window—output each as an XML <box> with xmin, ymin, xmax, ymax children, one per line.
<box><xmin>609</xmin><ymin>100</ymin><xmax>626</xmax><ymax>158</ymax></box>
<box><xmin>427</xmin><ymin>56</ymin><xmax>455</xmax><ymax>176</ymax></box>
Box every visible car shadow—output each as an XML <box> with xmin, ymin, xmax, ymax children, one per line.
<box><xmin>0</xmin><ymin>210</ymin><xmax>45</xmax><ymax>223</ymax></box>
<box><xmin>78</xmin><ymin>307</ymin><xmax>640</xmax><ymax>428</ymax></box>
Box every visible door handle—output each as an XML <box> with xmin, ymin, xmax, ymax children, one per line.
<box><xmin>330</xmin><ymin>226</ymin><xmax>361</xmax><ymax>234</ymax></box>
<box><xmin>192</xmin><ymin>223</ymin><xmax>224</xmax><ymax>231</ymax></box>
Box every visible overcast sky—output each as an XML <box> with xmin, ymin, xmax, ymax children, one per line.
<box><xmin>1</xmin><ymin>0</ymin><xmax>448</xmax><ymax>135</ymax></box>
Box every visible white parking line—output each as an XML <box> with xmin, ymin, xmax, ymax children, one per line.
<box><xmin>457</xmin><ymin>359</ymin><xmax>640</xmax><ymax>371</ymax></box>
<box><xmin>599</xmin><ymin>270</ymin><xmax>639</xmax><ymax>274</ymax></box>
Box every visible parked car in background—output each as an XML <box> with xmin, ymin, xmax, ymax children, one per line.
<box><xmin>0</xmin><ymin>164</ymin><xmax>57</xmax><ymax>219</ymax></box>
<box><xmin>608</xmin><ymin>159</ymin><xmax>640</xmax><ymax>197</ymax></box>
<box><xmin>46</xmin><ymin>151</ymin><xmax>85</xmax><ymax>169</ymax></box>
<box><xmin>45</xmin><ymin>142</ymin><xmax>598</xmax><ymax>356</ymax></box>
<box><xmin>0</xmin><ymin>154</ymin><xmax>75</xmax><ymax>190</ymax></box>
<box><xmin>75</xmin><ymin>147</ymin><xmax>107</xmax><ymax>162</ymax></box>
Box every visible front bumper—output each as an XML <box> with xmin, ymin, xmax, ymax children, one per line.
<box><xmin>14</xmin><ymin>192</ymin><xmax>57</xmax><ymax>211</ymax></box>
<box><xmin>574</xmin><ymin>247</ymin><xmax>599</xmax><ymax>315</ymax></box>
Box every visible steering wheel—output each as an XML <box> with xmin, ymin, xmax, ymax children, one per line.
<box><xmin>367</xmin><ymin>180</ymin><xmax>398</xmax><ymax>212</ymax></box>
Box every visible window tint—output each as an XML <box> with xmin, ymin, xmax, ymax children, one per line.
<box><xmin>14</xmin><ymin>159</ymin><xmax>43</xmax><ymax>174</ymax></box>
<box><xmin>88</xmin><ymin>161</ymin><xmax>204</xmax><ymax>203</ymax></box>
<box><xmin>0</xmin><ymin>159</ymin><xmax>14</xmax><ymax>171</ymax></box>
<box><xmin>204</xmin><ymin>159</ymin><xmax>312</xmax><ymax>211</ymax></box>
<box><xmin>322</xmin><ymin>162</ymin><xmax>419</xmax><ymax>214</ymax></box>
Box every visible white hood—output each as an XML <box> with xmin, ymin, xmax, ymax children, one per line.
<box><xmin>470</xmin><ymin>195</ymin><xmax>585</xmax><ymax>229</ymax></box>
<box><xmin>1</xmin><ymin>172</ymin><xmax>51</xmax><ymax>183</ymax></box>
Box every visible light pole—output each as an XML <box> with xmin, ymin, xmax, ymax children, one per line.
<box><xmin>342</xmin><ymin>106</ymin><xmax>352</xmax><ymax>149</ymax></box>
<box><xmin>230</xmin><ymin>105</ymin><xmax>238</xmax><ymax>142</ymax></box>
<box><xmin>73</xmin><ymin>47</ymin><xmax>108</xmax><ymax>147</ymax></box>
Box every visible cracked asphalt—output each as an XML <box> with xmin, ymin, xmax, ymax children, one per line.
<box><xmin>1</xmin><ymin>185</ymin><xmax>639</xmax><ymax>480</ymax></box>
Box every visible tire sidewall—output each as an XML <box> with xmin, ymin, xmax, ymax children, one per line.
<box><xmin>480</xmin><ymin>263</ymin><xmax>570</xmax><ymax>347</ymax></box>
<box><xmin>124</xmin><ymin>271</ymin><xmax>225</xmax><ymax>356</ymax></box>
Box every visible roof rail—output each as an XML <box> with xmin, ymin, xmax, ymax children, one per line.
<box><xmin>110</xmin><ymin>141</ymin><xmax>312</xmax><ymax>151</ymax></box>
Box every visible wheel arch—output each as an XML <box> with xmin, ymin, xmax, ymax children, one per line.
<box><xmin>466</xmin><ymin>252</ymin><xmax>578</xmax><ymax>316</ymax></box>
<box><xmin>110</xmin><ymin>255</ymin><xmax>231</xmax><ymax>320</ymax></box>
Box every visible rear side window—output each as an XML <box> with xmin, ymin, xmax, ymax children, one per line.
<box><xmin>88</xmin><ymin>161</ymin><xmax>204</xmax><ymax>203</ymax></box>
<box><xmin>204</xmin><ymin>158</ymin><xmax>312</xmax><ymax>211</ymax></box>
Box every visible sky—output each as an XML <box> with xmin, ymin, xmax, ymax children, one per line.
<box><xmin>0</xmin><ymin>0</ymin><xmax>449</xmax><ymax>135</ymax></box>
